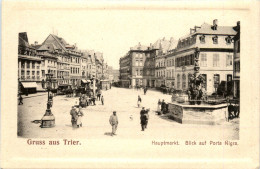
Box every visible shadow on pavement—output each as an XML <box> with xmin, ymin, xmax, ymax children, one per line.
<box><xmin>104</xmin><ymin>132</ymin><xmax>112</xmax><ymax>136</ymax></box>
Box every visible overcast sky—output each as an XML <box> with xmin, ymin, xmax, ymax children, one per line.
<box><xmin>18</xmin><ymin>8</ymin><xmax>245</xmax><ymax>69</ymax></box>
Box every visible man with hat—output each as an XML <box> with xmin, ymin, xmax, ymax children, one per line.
<box><xmin>70</xmin><ymin>106</ymin><xmax>78</xmax><ymax>128</ymax></box>
<box><xmin>109</xmin><ymin>111</ymin><xmax>119</xmax><ymax>136</ymax></box>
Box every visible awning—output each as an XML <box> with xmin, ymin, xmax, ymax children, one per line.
<box><xmin>21</xmin><ymin>82</ymin><xmax>37</xmax><ymax>88</ymax></box>
<box><xmin>81</xmin><ymin>79</ymin><xmax>88</xmax><ymax>83</ymax></box>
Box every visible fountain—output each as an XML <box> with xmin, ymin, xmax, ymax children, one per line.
<box><xmin>168</xmin><ymin>48</ymin><xmax>228</xmax><ymax>125</ymax></box>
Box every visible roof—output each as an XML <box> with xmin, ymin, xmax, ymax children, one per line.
<box><xmin>37</xmin><ymin>43</ymin><xmax>59</xmax><ymax>52</ymax></box>
<box><xmin>196</xmin><ymin>23</ymin><xmax>237</xmax><ymax>35</ymax></box>
<box><xmin>180</xmin><ymin>22</ymin><xmax>237</xmax><ymax>40</ymax></box>
<box><xmin>153</xmin><ymin>37</ymin><xmax>177</xmax><ymax>53</ymax></box>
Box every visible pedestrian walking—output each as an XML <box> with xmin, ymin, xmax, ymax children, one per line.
<box><xmin>101</xmin><ymin>95</ymin><xmax>104</xmax><ymax>105</ymax></box>
<box><xmin>140</xmin><ymin>107</ymin><xmax>146</xmax><ymax>115</ymax></box>
<box><xmin>76</xmin><ymin>107</ymin><xmax>84</xmax><ymax>128</ymax></box>
<box><xmin>109</xmin><ymin>111</ymin><xmax>118</xmax><ymax>136</ymax></box>
<box><xmin>18</xmin><ymin>94</ymin><xmax>23</xmax><ymax>105</ymax></box>
<box><xmin>97</xmin><ymin>90</ymin><xmax>102</xmax><ymax>101</ymax></box>
<box><xmin>140</xmin><ymin>112</ymin><xmax>147</xmax><ymax>131</ymax></box>
<box><xmin>161</xmin><ymin>99</ymin><xmax>166</xmax><ymax>114</ymax></box>
<box><xmin>70</xmin><ymin>106</ymin><xmax>78</xmax><ymax>128</ymax></box>
<box><xmin>157</xmin><ymin>99</ymin><xmax>162</xmax><ymax>114</ymax></box>
<box><xmin>137</xmin><ymin>95</ymin><xmax>142</xmax><ymax>108</ymax></box>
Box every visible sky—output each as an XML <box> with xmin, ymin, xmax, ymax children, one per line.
<box><xmin>17</xmin><ymin>8</ymin><xmax>245</xmax><ymax>69</ymax></box>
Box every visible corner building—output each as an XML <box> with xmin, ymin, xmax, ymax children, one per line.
<box><xmin>174</xmin><ymin>20</ymin><xmax>237</xmax><ymax>94</ymax></box>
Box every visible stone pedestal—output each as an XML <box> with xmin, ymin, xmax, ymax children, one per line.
<box><xmin>168</xmin><ymin>102</ymin><xmax>228</xmax><ymax>125</ymax></box>
<box><xmin>41</xmin><ymin>109</ymin><xmax>55</xmax><ymax>128</ymax></box>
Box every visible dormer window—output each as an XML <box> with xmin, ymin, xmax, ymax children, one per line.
<box><xmin>199</xmin><ymin>35</ymin><xmax>205</xmax><ymax>43</ymax></box>
<box><xmin>225</xmin><ymin>36</ymin><xmax>232</xmax><ymax>45</ymax></box>
<box><xmin>212</xmin><ymin>36</ymin><xmax>218</xmax><ymax>44</ymax></box>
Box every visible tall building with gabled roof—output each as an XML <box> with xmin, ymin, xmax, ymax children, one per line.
<box><xmin>42</xmin><ymin>34</ymin><xmax>83</xmax><ymax>87</ymax></box>
<box><xmin>174</xmin><ymin>19</ymin><xmax>237</xmax><ymax>94</ymax></box>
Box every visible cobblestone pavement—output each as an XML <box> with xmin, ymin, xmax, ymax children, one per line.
<box><xmin>18</xmin><ymin>87</ymin><xmax>239</xmax><ymax>139</ymax></box>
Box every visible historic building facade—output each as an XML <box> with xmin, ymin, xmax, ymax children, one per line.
<box><xmin>18</xmin><ymin>32</ymin><xmax>43</xmax><ymax>94</ymax></box>
<box><xmin>174</xmin><ymin>20</ymin><xmax>237</xmax><ymax>94</ymax></box>
<box><xmin>18</xmin><ymin>32</ymin><xmax>111</xmax><ymax>93</ymax></box>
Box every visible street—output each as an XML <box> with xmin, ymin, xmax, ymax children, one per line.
<box><xmin>18</xmin><ymin>87</ymin><xmax>239</xmax><ymax>139</ymax></box>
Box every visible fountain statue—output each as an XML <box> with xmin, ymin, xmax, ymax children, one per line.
<box><xmin>188</xmin><ymin>48</ymin><xmax>205</xmax><ymax>105</ymax></box>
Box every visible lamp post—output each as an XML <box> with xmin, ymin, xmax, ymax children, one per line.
<box><xmin>40</xmin><ymin>70</ymin><xmax>55</xmax><ymax>128</ymax></box>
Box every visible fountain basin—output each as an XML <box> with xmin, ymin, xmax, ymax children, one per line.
<box><xmin>168</xmin><ymin>102</ymin><xmax>228</xmax><ymax>125</ymax></box>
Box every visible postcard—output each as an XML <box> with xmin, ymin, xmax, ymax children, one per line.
<box><xmin>1</xmin><ymin>1</ymin><xmax>259</xmax><ymax>168</ymax></box>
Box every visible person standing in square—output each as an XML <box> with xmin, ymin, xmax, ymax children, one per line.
<box><xmin>101</xmin><ymin>95</ymin><xmax>104</xmax><ymax>105</ymax></box>
<box><xmin>109</xmin><ymin>111</ymin><xmax>118</xmax><ymax>136</ymax></box>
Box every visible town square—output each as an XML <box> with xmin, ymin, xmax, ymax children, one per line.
<box><xmin>17</xmin><ymin>11</ymin><xmax>240</xmax><ymax>140</ymax></box>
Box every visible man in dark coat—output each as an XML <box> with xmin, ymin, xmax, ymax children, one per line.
<box><xmin>140</xmin><ymin>113</ymin><xmax>147</xmax><ymax>131</ymax></box>
<box><xmin>140</xmin><ymin>107</ymin><xmax>146</xmax><ymax>115</ymax></box>
<box><xmin>18</xmin><ymin>94</ymin><xmax>23</xmax><ymax>105</ymax></box>
<box><xmin>161</xmin><ymin>99</ymin><xmax>166</xmax><ymax>113</ymax></box>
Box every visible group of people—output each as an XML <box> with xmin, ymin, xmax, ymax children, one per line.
<box><xmin>70</xmin><ymin>106</ymin><xmax>84</xmax><ymax>128</ymax></box>
<box><xmin>76</xmin><ymin>94</ymin><xmax>104</xmax><ymax>108</ymax></box>
<box><xmin>157</xmin><ymin>99</ymin><xmax>167</xmax><ymax>115</ymax></box>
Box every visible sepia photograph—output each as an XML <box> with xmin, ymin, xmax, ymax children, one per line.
<box><xmin>17</xmin><ymin>9</ymin><xmax>240</xmax><ymax>140</ymax></box>
<box><xmin>1</xmin><ymin>1</ymin><xmax>259</xmax><ymax>168</ymax></box>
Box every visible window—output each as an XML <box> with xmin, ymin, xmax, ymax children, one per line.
<box><xmin>213</xmin><ymin>54</ymin><xmax>220</xmax><ymax>67</ymax></box>
<box><xmin>32</xmin><ymin>62</ymin><xmax>35</xmax><ymax>69</ymax></box>
<box><xmin>172</xmin><ymin>59</ymin><xmax>174</xmax><ymax>66</ymax></box>
<box><xmin>140</xmin><ymin>70</ymin><xmax>143</xmax><ymax>76</ymax></box>
<box><xmin>191</xmin><ymin>54</ymin><xmax>194</xmax><ymax>65</ymax></box>
<box><xmin>226</xmin><ymin>54</ymin><xmax>232</xmax><ymax>66</ymax></box>
<box><xmin>200</xmin><ymin>53</ymin><xmax>207</xmax><ymax>67</ymax></box>
<box><xmin>213</xmin><ymin>74</ymin><xmax>220</xmax><ymax>89</ymax></box>
<box><xmin>225</xmin><ymin>36</ymin><xmax>232</xmax><ymax>45</ymax></box>
<box><xmin>199</xmin><ymin>35</ymin><xmax>205</xmax><ymax>43</ymax></box>
<box><xmin>227</xmin><ymin>74</ymin><xmax>232</xmax><ymax>82</ymax></box>
<box><xmin>136</xmin><ymin>60</ymin><xmax>139</xmax><ymax>66</ymax></box>
<box><xmin>32</xmin><ymin>71</ymin><xmax>35</xmax><ymax>75</ymax></box>
<box><xmin>182</xmin><ymin>74</ymin><xmax>186</xmax><ymax>89</ymax></box>
<box><xmin>177</xmin><ymin>74</ymin><xmax>180</xmax><ymax>89</ymax></box>
<box><xmin>27</xmin><ymin>71</ymin><xmax>30</xmax><ymax>75</ymax></box>
<box><xmin>185</xmin><ymin>55</ymin><xmax>190</xmax><ymax>65</ymax></box>
<box><xmin>21</xmin><ymin>70</ymin><xmax>25</xmax><ymax>76</ymax></box>
<box><xmin>212</xmin><ymin>36</ymin><xmax>218</xmax><ymax>44</ymax></box>
<box><xmin>27</xmin><ymin>62</ymin><xmax>30</xmax><ymax>68</ymax></box>
<box><xmin>201</xmin><ymin>74</ymin><xmax>207</xmax><ymax>90</ymax></box>
<box><xmin>136</xmin><ymin>69</ymin><xmax>138</xmax><ymax>76</ymax></box>
<box><xmin>140</xmin><ymin>60</ymin><xmax>143</xmax><ymax>66</ymax></box>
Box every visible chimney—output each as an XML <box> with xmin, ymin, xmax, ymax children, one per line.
<box><xmin>34</xmin><ymin>41</ymin><xmax>38</xmax><ymax>46</ymax></box>
<box><xmin>213</xmin><ymin>19</ymin><xmax>218</xmax><ymax>30</ymax></box>
<box><xmin>237</xmin><ymin>21</ymin><xmax>240</xmax><ymax>27</ymax></box>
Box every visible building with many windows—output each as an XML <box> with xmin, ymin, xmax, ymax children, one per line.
<box><xmin>154</xmin><ymin>37</ymin><xmax>175</xmax><ymax>87</ymax></box>
<box><xmin>18</xmin><ymin>32</ymin><xmax>43</xmax><ymax>94</ymax></box>
<box><xmin>174</xmin><ymin>19</ymin><xmax>237</xmax><ymax>94</ymax></box>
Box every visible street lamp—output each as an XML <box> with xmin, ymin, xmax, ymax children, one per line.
<box><xmin>40</xmin><ymin>69</ymin><xmax>55</xmax><ymax>128</ymax></box>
